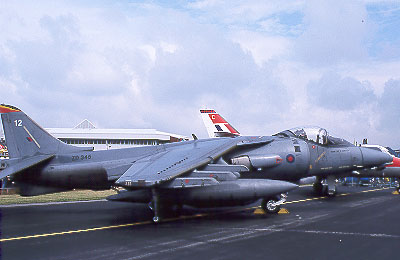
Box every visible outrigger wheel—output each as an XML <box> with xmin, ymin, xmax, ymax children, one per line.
<box><xmin>261</xmin><ymin>196</ymin><xmax>281</xmax><ymax>214</ymax></box>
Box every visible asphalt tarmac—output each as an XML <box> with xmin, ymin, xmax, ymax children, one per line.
<box><xmin>0</xmin><ymin>185</ymin><xmax>399</xmax><ymax>260</ymax></box>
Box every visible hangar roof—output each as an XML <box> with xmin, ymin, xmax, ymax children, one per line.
<box><xmin>46</xmin><ymin>119</ymin><xmax>188</xmax><ymax>141</ymax></box>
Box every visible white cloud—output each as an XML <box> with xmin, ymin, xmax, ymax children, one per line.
<box><xmin>231</xmin><ymin>30</ymin><xmax>291</xmax><ymax>66</ymax></box>
<box><xmin>0</xmin><ymin>0</ymin><xmax>399</xmax><ymax>147</ymax></box>
<box><xmin>293</xmin><ymin>0</ymin><xmax>370</xmax><ymax>65</ymax></box>
<box><xmin>307</xmin><ymin>72</ymin><xmax>377</xmax><ymax>110</ymax></box>
<box><xmin>159</xmin><ymin>42</ymin><xmax>179</xmax><ymax>54</ymax></box>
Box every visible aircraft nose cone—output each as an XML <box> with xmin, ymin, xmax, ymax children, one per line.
<box><xmin>360</xmin><ymin>148</ymin><xmax>393</xmax><ymax>168</ymax></box>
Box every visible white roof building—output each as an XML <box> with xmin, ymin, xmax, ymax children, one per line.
<box><xmin>1</xmin><ymin>119</ymin><xmax>189</xmax><ymax>154</ymax></box>
<box><xmin>47</xmin><ymin>119</ymin><xmax>189</xmax><ymax>150</ymax></box>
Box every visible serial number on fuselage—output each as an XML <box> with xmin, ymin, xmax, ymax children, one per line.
<box><xmin>330</xmin><ymin>149</ymin><xmax>350</xmax><ymax>153</ymax></box>
<box><xmin>72</xmin><ymin>155</ymin><xmax>92</xmax><ymax>161</ymax></box>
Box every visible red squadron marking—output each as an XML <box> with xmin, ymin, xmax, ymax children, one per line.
<box><xmin>208</xmin><ymin>114</ymin><xmax>227</xmax><ymax>124</ymax></box>
<box><xmin>224</xmin><ymin>123</ymin><xmax>240</xmax><ymax>135</ymax></box>
<box><xmin>0</xmin><ymin>104</ymin><xmax>21</xmax><ymax>113</ymax></box>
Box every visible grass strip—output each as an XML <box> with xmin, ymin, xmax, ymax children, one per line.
<box><xmin>0</xmin><ymin>189</ymin><xmax>117</xmax><ymax>205</ymax></box>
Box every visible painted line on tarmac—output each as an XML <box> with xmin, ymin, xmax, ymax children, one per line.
<box><xmin>0</xmin><ymin>221</ymin><xmax>152</xmax><ymax>242</ymax></box>
<box><xmin>0</xmin><ymin>213</ymin><xmax>207</xmax><ymax>243</ymax></box>
<box><xmin>0</xmin><ymin>187</ymin><xmax>391</xmax><ymax>243</ymax></box>
<box><xmin>0</xmin><ymin>199</ymin><xmax>107</xmax><ymax>208</ymax></box>
<box><xmin>232</xmin><ymin>227</ymin><xmax>400</xmax><ymax>239</ymax></box>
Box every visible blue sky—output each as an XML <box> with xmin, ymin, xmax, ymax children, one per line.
<box><xmin>1</xmin><ymin>0</ymin><xmax>400</xmax><ymax>146</ymax></box>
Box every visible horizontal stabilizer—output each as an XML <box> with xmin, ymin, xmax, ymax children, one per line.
<box><xmin>0</xmin><ymin>155</ymin><xmax>54</xmax><ymax>179</ymax></box>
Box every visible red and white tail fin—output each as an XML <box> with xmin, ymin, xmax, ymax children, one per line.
<box><xmin>200</xmin><ymin>109</ymin><xmax>240</xmax><ymax>138</ymax></box>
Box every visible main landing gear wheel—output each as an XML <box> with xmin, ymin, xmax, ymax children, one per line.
<box><xmin>327</xmin><ymin>185</ymin><xmax>337</xmax><ymax>197</ymax></box>
<box><xmin>314</xmin><ymin>177</ymin><xmax>337</xmax><ymax>197</ymax></box>
<box><xmin>261</xmin><ymin>197</ymin><xmax>281</xmax><ymax>214</ymax></box>
<box><xmin>313</xmin><ymin>182</ymin><xmax>323</xmax><ymax>195</ymax></box>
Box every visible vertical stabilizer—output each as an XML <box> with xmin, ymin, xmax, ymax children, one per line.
<box><xmin>0</xmin><ymin>104</ymin><xmax>88</xmax><ymax>158</ymax></box>
<box><xmin>200</xmin><ymin>109</ymin><xmax>240</xmax><ymax>138</ymax></box>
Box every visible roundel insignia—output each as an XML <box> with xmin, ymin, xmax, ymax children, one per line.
<box><xmin>286</xmin><ymin>154</ymin><xmax>295</xmax><ymax>163</ymax></box>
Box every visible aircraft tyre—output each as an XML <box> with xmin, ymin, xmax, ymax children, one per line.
<box><xmin>261</xmin><ymin>197</ymin><xmax>281</xmax><ymax>214</ymax></box>
<box><xmin>327</xmin><ymin>186</ymin><xmax>337</xmax><ymax>197</ymax></box>
<box><xmin>313</xmin><ymin>182</ymin><xmax>323</xmax><ymax>195</ymax></box>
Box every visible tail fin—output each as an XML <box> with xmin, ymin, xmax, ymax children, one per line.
<box><xmin>0</xmin><ymin>104</ymin><xmax>89</xmax><ymax>158</ymax></box>
<box><xmin>200</xmin><ymin>109</ymin><xmax>240</xmax><ymax>138</ymax></box>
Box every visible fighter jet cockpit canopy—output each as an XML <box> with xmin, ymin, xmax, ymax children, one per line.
<box><xmin>288</xmin><ymin>126</ymin><xmax>328</xmax><ymax>145</ymax></box>
<box><xmin>276</xmin><ymin>126</ymin><xmax>353</xmax><ymax>146</ymax></box>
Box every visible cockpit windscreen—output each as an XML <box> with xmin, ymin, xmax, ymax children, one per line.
<box><xmin>288</xmin><ymin>126</ymin><xmax>328</xmax><ymax>145</ymax></box>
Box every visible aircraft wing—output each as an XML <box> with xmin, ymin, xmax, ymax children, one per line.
<box><xmin>116</xmin><ymin>138</ymin><xmax>239</xmax><ymax>187</ymax></box>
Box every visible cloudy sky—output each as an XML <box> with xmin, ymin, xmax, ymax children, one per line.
<box><xmin>1</xmin><ymin>0</ymin><xmax>400</xmax><ymax>147</ymax></box>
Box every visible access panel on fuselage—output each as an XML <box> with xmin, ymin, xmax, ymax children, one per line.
<box><xmin>291</xmin><ymin>138</ymin><xmax>310</xmax><ymax>176</ymax></box>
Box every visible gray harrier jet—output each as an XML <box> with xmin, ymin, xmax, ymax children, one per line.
<box><xmin>200</xmin><ymin>109</ymin><xmax>393</xmax><ymax>198</ymax></box>
<box><xmin>0</xmin><ymin>104</ymin><xmax>297</xmax><ymax>222</ymax></box>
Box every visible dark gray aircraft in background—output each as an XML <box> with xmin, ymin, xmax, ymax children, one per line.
<box><xmin>0</xmin><ymin>104</ymin><xmax>298</xmax><ymax>222</ymax></box>
<box><xmin>200</xmin><ymin>109</ymin><xmax>393</xmax><ymax>198</ymax></box>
